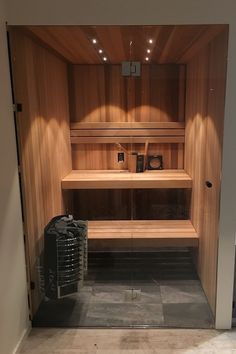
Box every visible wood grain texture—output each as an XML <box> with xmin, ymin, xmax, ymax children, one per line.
<box><xmin>70</xmin><ymin>122</ymin><xmax>185</xmax><ymax>129</ymax></box>
<box><xmin>72</xmin><ymin>189</ymin><xmax>132</xmax><ymax>221</ymax></box>
<box><xmin>72</xmin><ymin>188</ymin><xmax>190</xmax><ymax>222</ymax></box>
<box><xmin>71</xmin><ymin>142</ymin><xmax>184</xmax><ymax>170</ymax></box>
<box><xmin>202</xmin><ymin>29</ymin><xmax>228</xmax><ymax>314</ymax></box>
<box><xmin>185</xmin><ymin>29</ymin><xmax>228</xmax><ymax>314</ymax></box>
<box><xmin>69</xmin><ymin>63</ymin><xmax>185</xmax><ymax>170</ymax></box>
<box><xmin>8</xmin><ymin>24</ymin><xmax>228</xmax><ymax>321</ymax></box>
<box><xmin>61</xmin><ymin>170</ymin><xmax>192</xmax><ymax>189</ymax></box>
<box><xmin>133</xmin><ymin>188</ymin><xmax>190</xmax><ymax>221</ymax></box>
<box><xmin>178</xmin><ymin>66</ymin><xmax>186</xmax><ymax>121</ymax></box>
<box><xmin>178</xmin><ymin>25</ymin><xmax>228</xmax><ymax>63</ymax></box>
<box><xmin>9</xmin><ymin>29</ymin><xmax>72</xmax><ymax>315</ymax></box>
<box><xmin>70</xmin><ymin>137</ymin><xmax>185</xmax><ymax>144</ymax></box>
<box><xmin>88</xmin><ymin>220</ymin><xmax>198</xmax><ymax>250</ymax></box>
<box><xmin>24</xmin><ymin>26</ymin><xmax>101</xmax><ymax>64</ymax></box>
<box><xmin>69</xmin><ymin>64</ymin><xmax>185</xmax><ymax>123</ymax></box>
<box><xmin>185</xmin><ymin>47</ymin><xmax>209</xmax><ymax>239</ymax></box>
<box><xmin>70</xmin><ymin>128</ymin><xmax>185</xmax><ymax>137</ymax></box>
<box><xmin>69</xmin><ymin>65</ymin><xmax>126</xmax><ymax>122</ymax></box>
<box><xmin>23</xmin><ymin>25</ymin><xmax>226</xmax><ymax>65</ymax></box>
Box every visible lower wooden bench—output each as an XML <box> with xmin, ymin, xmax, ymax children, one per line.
<box><xmin>88</xmin><ymin>220</ymin><xmax>198</xmax><ymax>250</ymax></box>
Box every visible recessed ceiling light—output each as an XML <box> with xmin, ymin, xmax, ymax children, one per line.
<box><xmin>92</xmin><ymin>38</ymin><xmax>97</xmax><ymax>44</ymax></box>
<box><xmin>145</xmin><ymin>57</ymin><xmax>149</xmax><ymax>61</ymax></box>
<box><xmin>148</xmin><ymin>39</ymin><xmax>153</xmax><ymax>44</ymax></box>
<box><xmin>103</xmin><ymin>56</ymin><xmax>107</xmax><ymax>61</ymax></box>
<box><xmin>98</xmin><ymin>49</ymin><xmax>103</xmax><ymax>53</ymax></box>
<box><xmin>147</xmin><ymin>49</ymin><xmax>151</xmax><ymax>53</ymax></box>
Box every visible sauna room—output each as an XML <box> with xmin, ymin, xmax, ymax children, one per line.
<box><xmin>9</xmin><ymin>24</ymin><xmax>228</xmax><ymax>328</ymax></box>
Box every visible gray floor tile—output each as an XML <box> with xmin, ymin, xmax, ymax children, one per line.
<box><xmin>159</xmin><ymin>279</ymin><xmax>200</xmax><ymax>285</ymax></box>
<box><xmin>160</xmin><ymin>283</ymin><xmax>207</xmax><ymax>304</ymax></box>
<box><xmin>32</xmin><ymin>292</ymin><xmax>91</xmax><ymax>327</ymax></box>
<box><xmin>33</xmin><ymin>251</ymin><xmax>213</xmax><ymax>328</ymax></box>
<box><xmin>84</xmin><ymin>303</ymin><xmax>164</xmax><ymax>327</ymax></box>
<box><xmin>93</xmin><ymin>279</ymin><xmax>160</xmax><ymax>287</ymax></box>
<box><xmin>163</xmin><ymin>303</ymin><xmax>214</xmax><ymax>328</ymax></box>
<box><xmin>89</xmin><ymin>283</ymin><xmax>162</xmax><ymax>304</ymax></box>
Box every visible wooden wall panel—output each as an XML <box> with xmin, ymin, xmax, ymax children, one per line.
<box><xmin>10</xmin><ymin>29</ymin><xmax>72</xmax><ymax>315</ymax></box>
<box><xmin>72</xmin><ymin>189</ymin><xmax>190</xmax><ymax>222</ymax></box>
<box><xmin>185</xmin><ymin>49</ymin><xmax>209</xmax><ymax>232</ymax></box>
<box><xmin>70</xmin><ymin>63</ymin><xmax>185</xmax><ymax>170</ymax></box>
<box><xmin>129</xmin><ymin>65</ymin><xmax>183</xmax><ymax>122</ymax></box>
<box><xmin>72</xmin><ymin>143</ymin><xmax>184</xmax><ymax>170</ymax></box>
<box><xmin>69</xmin><ymin>64</ymin><xmax>185</xmax><ymax>123</ymax></box>
<box><xmin>185</xmin><ymin>29</ymin><xmax>228</xmax><ymax>315</ymax></box>
<box><xmin>202</xmin><ymin>29</ymin><xmax>228</xmax><ymax>314</ymax></box>
<box><xmin>72</xmin><ymin>190</ymin><xmax>131</xmax><ymax>221</ymax></box>
<box><xmin>69</xmin><ymin>65</ymin><xmax>127</xmax><ymax>122</ymax></box>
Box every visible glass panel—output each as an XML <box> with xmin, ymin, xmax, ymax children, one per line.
<box><xmin>28</xmin><ymin>24</ymin><xmax>224</xmax><ymax>330</ymax></box>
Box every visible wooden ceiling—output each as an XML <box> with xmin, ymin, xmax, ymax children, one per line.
<box><xmin>24</xmin><ymin>25</ymin><xmax>226</xmax><ymax>64</ymax></box>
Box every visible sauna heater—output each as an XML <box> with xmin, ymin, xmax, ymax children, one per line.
<box><xmin>44</xmin><ymin>215</ymin><xmax>87</xmax><ymax>300</ymax></box>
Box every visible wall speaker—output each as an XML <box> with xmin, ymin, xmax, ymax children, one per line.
<box><xmin>147</xmin><ymin>155</ymin><xmax>163</xmax><ymax>170</ymax></box>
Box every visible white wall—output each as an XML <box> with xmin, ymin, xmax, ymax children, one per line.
<box><xmin>5</xmin><ymin>0</ymin><xmax>236</xmax><ymax>25</ymax></box>
<box><xmin>0</xmin><ymin>0</ymin><xmax>30</xmax><ymax>353</ymax></box>
<box><xmin>4</xmin><ymin>0</ymin><xmax>236</xmax><ymax>329</ymax></box>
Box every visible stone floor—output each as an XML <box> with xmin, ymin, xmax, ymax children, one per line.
<box><xmin>33</xmin><ymin>250</ymin><xmax>213</xmax><ymax>328</ymax></box>
<box><xmin>19</xmin><ymin>328</ymin><xmax>236</xmax><ymax>354</ymax></box>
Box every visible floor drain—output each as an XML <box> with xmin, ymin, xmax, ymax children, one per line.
<box><xmin>124</xmin><ymin>289</ymin><xmax>141</xmax><ymax>301</ymax></box>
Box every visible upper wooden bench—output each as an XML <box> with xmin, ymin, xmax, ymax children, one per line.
<box><xmin>61</xmin><ymin>170</ymin><xmax>192</xmax><ymax>190</ymax></box>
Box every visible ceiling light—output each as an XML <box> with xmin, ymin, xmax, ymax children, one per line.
<box><xmin>92</xmin><ymin>38</ymin><xmax>97</xmax><ymax>44</ymax></box>
<box><xmin>145</xmin><ymin>57</ymin><xmax>149</xmax><ymax>61</ymax></box>
<box><xmin>147</xmin><ymin>49</ymin><xmax>151</xmax><ymax>53</ymax></box>
<box><xmin>148</xmin><ymin>39</ymin><xmax>153</xmax><ymax>44</ymax></box>
<box><xmin>103</xmin><ymin>56</ymin><xmax>107</xmax><ymax>61</ymax></box>
<box><xmin>98</xmin><ymin>49</ymin><xmax>103</xmax><ymax>53</ymax></box>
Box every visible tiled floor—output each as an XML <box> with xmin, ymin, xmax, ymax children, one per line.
<box><xmin>19</xmin><ymin>328</ymin><xmax>236</xmax><ymax>354</ymax></box>
<box><xmin>33</xmin><ymin>250</ymin><xmax>213</xmax><ymax>328</ymax></box>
